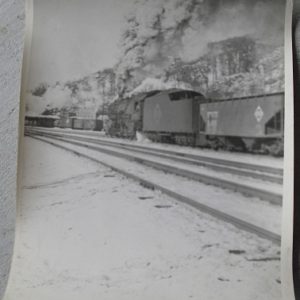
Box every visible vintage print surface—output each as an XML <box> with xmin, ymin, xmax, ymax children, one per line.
<box><xmin>6</xmin><ymin>0</ymin><xmax>286</xmax><ymax>299</ymax></box>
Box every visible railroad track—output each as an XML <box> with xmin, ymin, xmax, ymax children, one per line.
<box><xmin>27</xmin><ymin>127</ymin><xmax>283</xmax><ymax>180</ymax></box>
<box><xmin>25</xmin><ymin>131</ymin><xmax>282</xmax><ymax>244</ymax></box>
<box><xmin>27</xmin><ymin>127</ymin><xmax>283</xmax><ymax>203</ymax></box>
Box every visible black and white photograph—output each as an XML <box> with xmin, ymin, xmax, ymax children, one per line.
<box><xmin>4</xmin><ymin>0</ymin><xmax>290</xmax><ymax>299</ymax></box>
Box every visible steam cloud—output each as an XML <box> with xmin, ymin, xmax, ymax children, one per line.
<box><xmin>28</xmin><ymin>0</ymin><xmax>285</xmax><ymax>112</ymax></box>
<box><xmin>116</xmin><ymin>0</ymin><xmax>285</xmax><ymax>93</ymax></box>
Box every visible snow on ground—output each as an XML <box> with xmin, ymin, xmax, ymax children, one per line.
<box><xmin>5</xmin><ymin>137</ymin><xmax>281</xmax><ymax>300</ymax></box>
<box><xmin>34</xmin><ymin>135</ymin><xmax>282</xmax><ymax>236</ymax></box>
<box><xmin>21</xmin><ymin>139</ymin><xmax>101</xmax><ymax>188</ymax></box>
<box><xmin>29</xmin><ymin>127</ymin><xmax>283</xmax><ymax>169</ymax></box>
<box><xmin>52</xmin><ymin>138</ymin><xmax>282</xmax><ymax>196</ymax></box>
<box><xmin>136</xmin><ymin>131</ymin><xmax>152</xmax><ymax>143</ymax></box>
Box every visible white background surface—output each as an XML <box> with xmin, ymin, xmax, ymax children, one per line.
<box><xmin>0</xmin><ymin>0</ymin><xmax>295</xmax><ymax>299</ymax></box>
<box><xmin>0</xmin><ymin>0</ymin><xmax>24</xmax><ymax>298</ymax></box>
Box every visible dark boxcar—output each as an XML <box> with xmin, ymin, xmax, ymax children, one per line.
<box><xmin>39</xmin><ymin>115</ymin><xmax>60</xmax><ymax>127</ymax></box>
<box><xmin>25</xmin><ymin>115</ymin><xmax>59</xmax><ymax>127</ymax></box>
<box><xmin>83</xmin><ymin>119</ymin><xmax>96</xmax><ymax>130</ymax></box>
<box><xmin>199</xmin><ymin>92</ymin><xmax>284</xmax><ymax>151</ymax></box>
<box><xmin>59</xmin><ymin>117</ymin><xmax>73</xmax><ymax>128</ymax></box>
<box><xmin>95</xmin><ymin>119</ymin><xmax>103</xmax><ymax>131</ymax></box>
<box><xmin>143</xmin><ymin>89</ymin><xmax>204</xmax><ymax>145</ymax></box>
<box><xmin>72</xmin><ymin>118</ymin><xmax>95</xmax><ymax>130</ymax></box>
<box><xmin>72</xmin><ymin>118</ymin><xmax>84</xmax><ymax>130</ymax></box>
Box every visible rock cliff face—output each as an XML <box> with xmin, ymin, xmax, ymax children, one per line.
<box><xmin>64</xmin><ymin>68</ymin><xmax>117</xmax><ymax>108</ymax></box>
<box><xmin>165</xmin><ymin>36</ymin><xmax>283</xmax><ymax>99</ymax></box>
<box><xmin>205</xmin><ymin>40</ymin><xmax>284</xmax><ymax>98</ymax></box>
<box><xmin>208</xmin><ymin>36</ymin><xmax>256</xmax><ymax>81</ymax></box>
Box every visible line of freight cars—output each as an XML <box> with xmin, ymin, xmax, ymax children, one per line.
<box><xmin>25</xmin><ymin>115</ymin><xmax>104</xmax><ymax>131</ymax></box>
<box><xmin>107</xmin><ymin>89</ymin><xmax>284</xmax><ymax>156</ymax></box>
<box><xmin>58</xmin><ymin>116</ymin><xmax>103</xmax><ymax>131</ymax></box>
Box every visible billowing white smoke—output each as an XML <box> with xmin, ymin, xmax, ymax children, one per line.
<box><xmin>116</xmin><ymin>0</ymin><xmax>285</xmax><ymax>95</ymax></box>
<box><xmin>27</xmin><ymin>73</ymin><xmax>112</xmax><ymax>115</ymax></box>
<box><xmin>44</xmin><ymin>86</ymin><xmax>73</xmax><ymax>109</ymax></box>
<box><xmin>26</xmin><ymin>86</ymin><xmax>73</xmax><ymax>114</ymax></box>
<box><xmin>25</xmin><ymin>95</ymin><xmax>49</xmax><ymax>115</ymax></box>
<box><xmin>126</xmin><ymin>77</ymin><xmax>193</xmax><ymax>97</ymax></box>
<box><xmin>74</xmin><ymin>77</ymin><xmax>101</xmax><ymax>109</ymax></box>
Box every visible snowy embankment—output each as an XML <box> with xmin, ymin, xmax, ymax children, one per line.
<box><xmin>5</xmin><ymin>137</ymin><xmax>281</xmax><ymax>300</ymax></box>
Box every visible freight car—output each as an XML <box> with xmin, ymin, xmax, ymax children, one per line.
<box><xmin>58</xmin><ymin>117</ymin><xmax>101</xmax><ymax>131</ymax></box>
<box><xmin>72</xmin><ymin>118</ymin><xmax>96</xmax><ymax>130</ymax></box>
<box><xmin>107</xmin><ymin>89</ymin><xmax>284</xmax><ymax>155</ymax></box>
<box><xmin>198</xmin><ymin>92</ymin><xmax>284</xmax><ymax>154</ymax></box>
<box><xmin>25</xmin><ymin>114</ymin><xmax>59</xmax><ymax>127</ymax></box>
<box><xmin>142</xmin><ymin>89</ymin><xmax>204</xmax><ymax>145</ymax></box>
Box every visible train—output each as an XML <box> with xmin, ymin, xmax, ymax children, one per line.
<box><xmin>106</xmin><ymin>89</ymin><xmax>284</xmax><ymax>156</ymax></box>
<box><xmin>25</xmin><ymin>114</ymin><xmax>103</xmax><ymax>131</ymax></box>
<box><xmin>58</xmin><ymin>116</ymin><xmax>103</xmax><ymax>131</ymax></box>
<box><xmin>25</xmin><ymin>88</ymin><xmax>284</xmax><ymax>156</ymax></box>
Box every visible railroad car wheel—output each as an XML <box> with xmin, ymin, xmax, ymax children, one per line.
<box><xmin>210</xmin><ymin>140</ymin><xmax>220</xmax><ymax>151</ymax></box>
<box><xmin>187</xmin><ymin>136</ymin><xmax>195</xmax><ymax>147</ymax></box>
<box><xmin>261</xmin><ymin>139</ymin><xmax>284</xmax><ymax>157</ymax></box>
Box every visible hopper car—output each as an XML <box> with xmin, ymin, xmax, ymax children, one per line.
<box><xmin>198</xmin><ymin>92</ymin><xmax>284</xmax><ymax>154</ymax></box>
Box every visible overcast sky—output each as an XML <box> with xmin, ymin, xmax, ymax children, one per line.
<box><xmin>28</xmin><ymin>0</ymin><xmax>136</xmax><ymax>89</ymax></box>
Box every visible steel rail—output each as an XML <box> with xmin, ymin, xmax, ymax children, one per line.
<box><xmin>28</xmin><ymin>128</ymin><xmax>283</xmax><ymax>183</ymax></box>
<box><xmin>28</xmin><ymin>130</ymin><xmax>282</xmax><ymax>205</ymax></box>
<box><xmin>28</xmin><ymin>134</ymin><xmax>281</xmax><ymax>245</ymax></box>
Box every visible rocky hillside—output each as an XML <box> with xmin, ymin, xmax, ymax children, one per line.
<box><xmin>26</xmin><ymin>68</ymin><xmax>117</xmax><ymax>115</ymax></box>
<box><xmin>26</xmin><ymin>35</ymin><xmax>283</xmax><ymax>117</ymax></box>
<box><xmin>130</xmin><ymin>36</ymin><xmax>284</xmax><ymax>99</ymax></box>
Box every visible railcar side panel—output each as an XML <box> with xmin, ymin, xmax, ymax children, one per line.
<box><xmin>72</xmin><ymin>118</ymin><xmax>83</xmax><ymax>129</ymax></box>
<box><xmin>72</xmin><ymin>119</ymin><xmax>96</xmax><ymax>130</ymax></box>
<box><xmin>143</xmin><ymin>92</ymin><xmax>197</xmax><ymax>133</ymax></box>
<box><xmin>199</xmin><ymin>93</ymin><xmax>283</xmax><ymax>138</ymax></box>
<box><xmin>59</xmin><ymin>117</ymin><xmax>73</xmax><ymax>128</ymax></box>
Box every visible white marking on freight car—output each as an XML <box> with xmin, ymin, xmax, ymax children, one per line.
<box><xmin>153</xmin><ymin>103</ymin><xmax>162</xmax><ymax>123</ymax></box>
<box><xmin>254</xmin><ymin>106</ymin><xmax>264</xmax><ymax>122</ymax></box>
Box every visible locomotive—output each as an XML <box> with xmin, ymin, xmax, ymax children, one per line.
<box><xmin>106</xmin><ymin>89</ymin><xmax>284</xmax><ymax>156</ymax></box>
